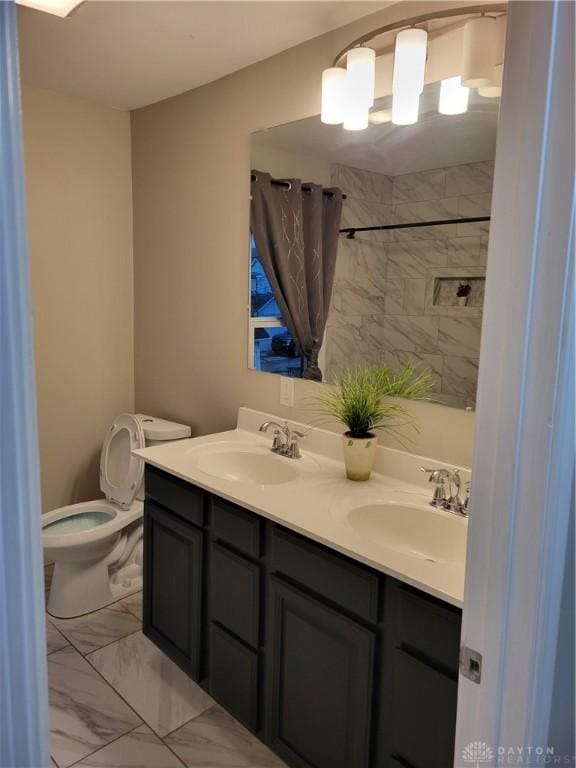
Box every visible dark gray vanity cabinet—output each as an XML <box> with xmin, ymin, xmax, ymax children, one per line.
<box><xmin>266</xmin><ymin>576</ymin><xmax>375</xmax><ymax>768</ymax></box>
<box><xmin>375</xmin><ymin>581</ymin><xmax>462</xmax><ymax>768</ymax></box>
<box><xmin>205</xmin><ymin>495</ymin><xmax>263</xmax><ymax>731</ymax></box>
<box><xmin>143</xmin><ymin>468</ymin><xmax>205</xmax><ymax>680</ymax></box>
<box><xmin>142</xmin><ymin>466</ymin><xmax>462</xmax><ymax>768</ymax></box>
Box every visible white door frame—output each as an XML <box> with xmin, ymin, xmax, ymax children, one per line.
<box><xmin>456</xmin><ymin>0</ymin><xmax>575</xmax><ymax>765</ymax></box>
<box><xmin>0</xmin><ymin>3</ymin><xmax>50</xmax><ymax>766</ymax></box>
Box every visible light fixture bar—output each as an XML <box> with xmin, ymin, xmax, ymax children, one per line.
<box><xmin>331</xmin><ymin>3</ymin><xmax>507</xmax><ymax>68</ymax></box>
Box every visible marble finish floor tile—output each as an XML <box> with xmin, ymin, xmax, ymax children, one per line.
<box><xmin>87</xmin><ymin>631</ymin><xmax>214</xmax><ymax>737</ymax></box>
<box><xmin>120</xmin><ymin>591</ymin><xmax>143</xmax><ymax>621</ymax></box>
<box><xmin>74</xmin><ymin>724</ymin><xmax>184</xmax><ymax>768</ymax></box>
<box><xmin>46</xmin><ymin>618</ymin><xmax>70</xmax><ymax>655</ymax></box>
<box><xmin>48</xmin><ymin>646</ymin><xmax>141</xmax><ymax>768</ymax></box>
<box><xmin>165</xmin><ymin>706</ymin><xmax>287</xmax><ymax>768</ymax></box>
<box><xmin>51</xmin><ymin>603</ymin><xmax>141</xmax><ymax>655</ymax></box>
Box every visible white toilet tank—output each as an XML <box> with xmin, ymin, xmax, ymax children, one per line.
<box><xmin>135</xmin><ymin>414</ymin><xmax>191</xmax><ymax>500</ymax></box>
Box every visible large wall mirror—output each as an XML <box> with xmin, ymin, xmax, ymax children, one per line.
<box><xmin>249</xmin><ymin>81</ymin><xmax>499</xmax><ymax>409</ymax></box>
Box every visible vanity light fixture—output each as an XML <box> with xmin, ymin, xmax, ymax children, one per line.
<box><xmin>321</xmin><ymin>4</ymin><xmax>506</xmax><ymax>130</ymax></box>
<box><xmin>391</xmin><ymin>28</ymin><xmax>427</xmax><ymax>126</ymax></box>
<box><xmin>321</xmin><ymin>67</ymin><xmax>347</xmax><ymax>124</ymax></box>
<box><xmin>343</xmin><ymin>47</ymin><xmax>375</xmax><ymax>131</ymax></box>
<box><xmin>478</xmin><ymin>17</ymin><xmax>506</xmax><ymax>97</ymax></box>
<box><xmin>346</xmin><ymin>47</ymin><xmax>376</xmax><ymax>108</ymax></box>
<box><xmin>321</xmin><ymin>46</ymin><xmax>375</xmax><ymax>131</ymax></box>
<box><xmin>391</xmin><ymin>90</ymin><xmax>420</xmax><ymax>126</ymax></box>
<box><xmin>343</xmin><ymin>101</ymin><xmax>370</xmax><ymax>131</ymax></box>
<box><xmin>438</xmin><ymin>76</ymin><xmax>470</xmax><ymax>115</ymax></box>
<box><xmin>16</xmin><ymin>0</ymin><xmax>83</xmax><ymax>17</ymax></box>
<box><xmin>392</xmin><ymin>28</ymin><xmax>428</xmax><ymax>97</ymax></box>
<box><xmin>478</xmin><ymin>63</ymin><xmax>503</xmax><ymax>97</ymax></box>
<box><xmin>461</xmin><ymin>15</ymin><xmax>499</xmax><ymax>87</ymax></box>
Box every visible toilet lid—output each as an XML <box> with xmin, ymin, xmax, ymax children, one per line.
<box><xmin>99</xmin><ymin>414</ymin><xmax>146</xmax><ymax>509</ymax></box>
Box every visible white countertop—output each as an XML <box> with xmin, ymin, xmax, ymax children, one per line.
<box><xmin>134</xmin><ymin>408</ymin><xmax>468</xmax><ymax>608</ymax></box>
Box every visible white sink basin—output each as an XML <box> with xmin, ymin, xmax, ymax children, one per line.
<box><xmin>185</xmin><ymin>442</ymin><xmax>302</xmax><ymax>485</ymax></box>
<box><xmin>347</xmin><ymin>503</ymin><xmax>467</xmax><ymax>564</ymax></box>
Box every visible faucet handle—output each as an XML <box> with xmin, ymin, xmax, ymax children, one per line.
<box><xmin>286</xmin><ymin>430</ymin><xmax>305</xmax><ymax>459</ymax></box>
<box><xmin>271</xmin><ymin>429</ymin><xmax>284</xmax><ymax>453</ymax></box>
<box><xmin>420</xmin><ymin>466</ymin><xmax>451</xmax><ymax>481</ymax></box>
<box><xmin>463</xmin><ymin>481</ymin><xmax>471</xmax><ymax>514</ymax></box>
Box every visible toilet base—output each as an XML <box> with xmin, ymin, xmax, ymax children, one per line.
<box><xmin>47</xmin><ymin>557</ymin><xmax>143</xmax><ymax>619</ymax></box>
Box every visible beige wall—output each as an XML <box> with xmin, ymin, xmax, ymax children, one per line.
<box><xmin>131</xmin><ymin>1</ymin><xmax>478</xmax><ymax>468</ymax></box>
<box><xmin>251</xmin><ymin>144</ymin><xmax>332</xmax><ymax>186</ymax></box>
<box><xmin>22</xmin><ymin>86</ymin><xmax>134</xmax><ymax>513</ymax></box>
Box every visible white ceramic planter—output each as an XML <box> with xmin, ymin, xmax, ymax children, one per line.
<box><xmin>342</xmin><ymin>433</ymin><xmax>378</xmax><ymax>481</ymax></box>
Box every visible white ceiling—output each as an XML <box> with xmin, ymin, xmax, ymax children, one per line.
<box><xmin>252</xmin><ymin>83</ymin><xmax>500</xmax><ymax>176</ymax></box>
<box><xmin>18</xmin><ymin>0</ymin><xmax>391</xmax><ymax>110</ymax></box>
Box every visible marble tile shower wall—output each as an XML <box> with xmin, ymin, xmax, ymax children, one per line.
<box><xmin>326</xmin><ymin>161</ymin><xmax>494</xmax><ymax>408</ymax></box>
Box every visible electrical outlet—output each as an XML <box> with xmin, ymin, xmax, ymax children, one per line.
<box><xmin>279</xmin><ymin>376</ymin><xmax>294</xmax><ymax>407</ymax></box>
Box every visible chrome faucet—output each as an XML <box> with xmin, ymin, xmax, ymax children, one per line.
<box><xmin>259</xmin><ymin>421</ymin><xmax>305</xmax><ymax>459</ymax></box>
<box><xmin>420</xmin><ymin>467</ymin><xmax>469</xmax><ymax>517</ymax></box>
<box><xmin>259</xmin><ymin>421</ymin><xmax>288</xmax><ymax>453</ymax></box>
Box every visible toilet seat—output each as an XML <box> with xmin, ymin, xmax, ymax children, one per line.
<box><xmin>42</xmin><ymin>499</ymin><xmax>143</xmax><ymax>551</ymax></box>
<box><xmin>43</xmin><ymin>506</ymin><xmax>117</xmax><ymax>536</ymax></box>
<box><xmin>100</xmin><ymin>413</ymin><xmax>146</xmax><ymax>509</ymax></box>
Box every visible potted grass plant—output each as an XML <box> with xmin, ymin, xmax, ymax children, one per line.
<box><xmin>456</xmin><ymin>282</ymin><xmax>472</xmax><ymax>307</ymax></box>
<box><xmin>312</xmin><ymin>362</ymin><xmax>433</xmax><ymax>481</ymax></box>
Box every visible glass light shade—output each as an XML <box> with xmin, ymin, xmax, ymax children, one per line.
<box><xmin>346</xmin><ymin>47</ymin><xmax>376</xmax><ymax>108</ymax></box>
<box><xmin>462</xmin><ymin>16</ymin><xmax>499</xmax><ymax>88</ymax></box>
<box><xmin>342</xmin><ymin>67</ymin><xmax>369</xmax><ymax>131</ymax></box>
<box><xmin>478</xmin><ymin>63</ymin><xmax>503</xmax><ymax>98</ymax></box>
<box><xmin>438</xmin><ymin>76</ymin><xmax>470</xmax><ymax>115</ymax></box>
<box><xmin>392</xmin><ymin>90</ymin><xmax>420</xmax><ymax>126</ymax></box>
<box><xmin>343</xmin><ymin>103</ymin><xmax>369</xmax><ymax>131</ymax></box>
<box><xmin>392</xmin><ymin>28</ymin><xmax>428</xmax><ymax>97</ymax></box>
<box><xmin>16</xmin><ymin>0</ymin><xmax>82</xmax><ymax>16</ymax></box>
<box><xmin>321</xmin><ymin>67</ymin><xmax>347</xmax><ymax>124</ymax></box>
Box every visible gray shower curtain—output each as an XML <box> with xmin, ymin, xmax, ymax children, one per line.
<box><xmin>250</xmin><ymin>171</ymin><xmax>343</xmax><ymax>381</ymax></box>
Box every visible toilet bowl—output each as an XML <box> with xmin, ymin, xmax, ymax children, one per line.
<box><xmin>43</xmin><ymin>413</ymin><xmax>190</xmax><ymax>618</ymax></box>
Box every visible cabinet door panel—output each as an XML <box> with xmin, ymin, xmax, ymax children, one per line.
<box><xmin>143</xmin><ymin>501</ymin><xmax>203</xmax><ymax>679</ymax></box>
<box><xmin>266</xmin><ymin>577</ymin><xmax>374</xmax><ymax>768</ymax></box>
<box><xmin>210</xmin><ymin>542</ymin><xmax>260</xmax><ymax>647</ymax></box>
<box><xmin>396</xmin><ymin>585</ymin><xmax>461</xmax><ymax>676</ymax></box>
<box><xmin>390</xmin><ymin>649</ymin><xmax>458</xmax><ymax>768</ymax></box>
<box><xmin>209</xmin><ymin>623</ymin><xmax>259</xmax><ymax>732</ymax></box>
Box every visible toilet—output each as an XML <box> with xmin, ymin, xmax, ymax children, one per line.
<box><xmin>43</xmin><ymin>413</ymin><xmax>190</xmax><ymax>618</ymax></box>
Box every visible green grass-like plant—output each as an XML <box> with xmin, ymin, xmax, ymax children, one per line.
<box><xmin>311</xmin><ymin>361</ymin><xmax>433</xmax><ymax>440</ymax></box>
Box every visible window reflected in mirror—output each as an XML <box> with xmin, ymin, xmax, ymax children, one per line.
<box><xmin>249</xmin><ymin>236</ymin><xmax>305</xmax><ymax>376</ymax></box>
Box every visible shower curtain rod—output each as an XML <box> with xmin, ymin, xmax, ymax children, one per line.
<box><xmin>250</xmin><ymin>173</ymin><xmax>346</xmax><ymax>199</ymax></box>
<box><xmin>340</xmin><ymin>216</ymin><xmax>490</xmax><ymax>238</ymax></box>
